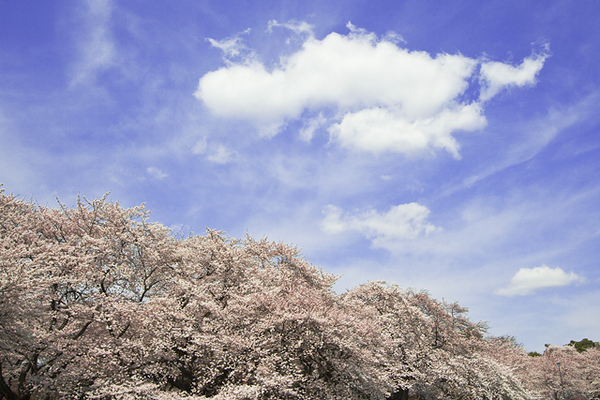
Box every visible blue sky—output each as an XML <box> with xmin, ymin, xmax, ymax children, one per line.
<box><xmin>1</xmin><ymin>0</ymin><xmax>599</xmax><ymax>352</ymax></box>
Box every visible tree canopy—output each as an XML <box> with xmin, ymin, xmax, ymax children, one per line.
<box><xmin>568</xmin><ymin>339</ymin><xmax>599</xmax><ymax>353</ymax></box>
<box><xmin>1</xmin><ymin>188</ymin><xmax>599</xmax><ymax>400</ymax></box>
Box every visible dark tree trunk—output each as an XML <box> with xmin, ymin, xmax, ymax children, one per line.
<box><xmin>388</xmin><ymin>388</ymin><xmax>409</xmax><ymax>400</ymax></box>
<box><xmin>0</xmin><ymin>362</ymin><xmax>30</xmax><ymax>400</ymax></box>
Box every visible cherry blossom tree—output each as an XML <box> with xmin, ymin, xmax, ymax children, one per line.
<box><xmin>341</xmin><ymin>281</ymin><xmax>532</xmax><ymax>400</ymax></box>
<box><xmin>0</xmin><ymin>189</ymin><xmax>382</xmax><ymax>399</ymax></box>
<box><xmin>145</xmin><ymin>232</ymin><xmax>387</xmax><ymax>399</ymax></box>
<box><xmin>2</xmin><ymin>186</ymin><xmax>599</xmax><ymax>400</ymax></box>
<box><xmin>522</xmin><ymin>345</ymin><xmax>600</xmax><ymax>400</ymax></box>
<box><xmin>482</xmin><ymin>335</ymin><xmax>600</xmax><ymax>400</ymax></box>
<box><xmin>1</xmin><ymin>189</ymin><xmax>181</xmax><ymax>399</ymax></box>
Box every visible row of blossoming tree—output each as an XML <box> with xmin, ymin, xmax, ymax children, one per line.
<box><xmin>1</xmin><ymin>187</ymin><xmax>599</xmax><ymax>400</ymax></box>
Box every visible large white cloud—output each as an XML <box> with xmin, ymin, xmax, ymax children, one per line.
<box><xmin>329</xmin><ymin>103</ymin><xmax>485</xmax><ymax>158</ymax></box>
<box><xmin>196</xmin><ymin>22</ymin><xmax>548</xmax><ymax>157</ymax></box>
<box><xmin>496</xmin><ymin>265</ymin><xmax>583</xmax><ymax>296</ymax></box>
<box><xmin>321</xmin><ymin>203</ymin><xmax>441</xmax><ymax>247</ymax></box>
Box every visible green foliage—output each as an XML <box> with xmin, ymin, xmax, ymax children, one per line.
<box><xmin>528</xmin><ymin>351</ymin><xmax>542</xmax><ymax>357</ymax></box>
<box><xmin>567</xmin><ymin>338</ymin><xmax>598</xmax><ymax>353</ymax></box>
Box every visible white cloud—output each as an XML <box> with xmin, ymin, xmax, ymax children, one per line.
<box><xmin>321</xmin><ymin>203</ymin><xmax>441</xmax><ymax>246</ymax></box>
<box><xmin>70</xmin><ymin>0</ymin><xmax>117</xmax><ymax>86</ymax></box>
<box><xmin>496</xmin><ymin>265</ymin><xmax>584</xmax><ymax>296</ymax></box>
<box><xmin>206</xmin><ymin>144</ymin><xmax>237</xmax><ymax>164</ymax></box>
<box><xmin>191</xmin><ymin>138</ymin><xmax>237</xmax><ymax>164</ymax></box>
<box><xmin>206</xmin><ymin>28</ymin><xmax>252</xmax><ymax>62</ymax></box>
<box><xmin>191</xmin><ymin>137</ymin><xmax>208</xmax><ymax>155</ymax></box>
<box><xmin>299</xmin><ymin>113</ymin><xmax>327</xmax><ymax>141</ymax></box>
<box><xmin>479</xmin><ymin>51</ymin><xmax>549</xmax><ymax>101</ymax></box>
<box><xmin>329</xmin><ymin>103</ymin><xmax>486</xmax><ymax>158</ymax></box>
<box><xmin>267</xmin><ymin>20</ymin><xmax>314</xmax><ymax>37</ymax></box>
<box><xmin>196</xmin><ymin>22</ymin><xmax>546</xmax><ymax>158</ymax></box>
<box><xmin>146</xmin><ymin>166</ymin><xmax>168</xmax><ymax>179</ymax></box>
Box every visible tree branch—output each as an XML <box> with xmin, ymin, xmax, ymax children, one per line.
<box><xmin>73</xmin><ymin>319</ymin><xmax>94</xmax><ymax>340</ymax></box>
<box><xmin>117</xmin><ymin>322</ymin><xmax>130</xmax><ymax>339</ymax></box>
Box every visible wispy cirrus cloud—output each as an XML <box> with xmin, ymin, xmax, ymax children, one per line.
<box><xmin>69</xmin><ymin>0</ymin><xmax>117</xmax><ymax>86</ymax></box>
<box><xmin>496</xmin><ymin>265</ymin><xmax>584</xmax><ymax>296</ymax></box>
<box><xmin>195</xmin><ymin>22</ymin><xmax>549</xmax><ymax>158</ymax></box>
<box><xmin>206</xmin><ymin>28</ymin><xmax>252</xmax><ymax>62</ymax></box>
<box><xmin>146</xmin><ymin>166</ymin><xmax>168</xmax><ymax>180</ymax></box>
<box><xmin>192</xmin><ymin>137</ymin><xmax>237</xmax><ymax>164</ymax></box>
<box><xmin>267</xmin><ymin>19</ymin><xmax>314</xmax><ymax>37</ymax></box>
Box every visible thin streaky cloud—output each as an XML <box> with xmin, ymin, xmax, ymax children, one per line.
<box><xmin>69</xmin><ymin>0</ymin><xmax>117</xmax><ymax>86</ymax></box>
<box><xmin>206</xmin><ymin>28</ymin><xmax>252</xmax><ymax>62</ymax></box>
<box><xmin>146</xmin><ymin>167</ymin><xmax>168</xmax><ymax>180</ymax></box>
<box><xmin>267</xmin><ymin>19</ymin><xmax>315</xmax><ymax>37</ymax></box>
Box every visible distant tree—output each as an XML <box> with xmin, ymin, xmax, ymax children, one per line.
<box><xmin>522</xmin><ymin>345</ymin><xmax>600</xmax><ymax>400</ymax></box>
<box><xmin>567</xmin><ymin>338</ymin><xmax>598</xmax><ymax>353</ymax></box>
